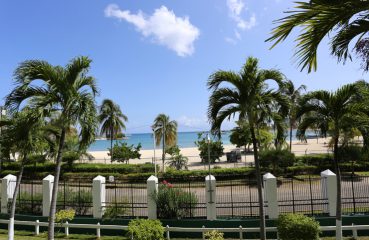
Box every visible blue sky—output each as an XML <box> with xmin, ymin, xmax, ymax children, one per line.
<box><xmin>0</xmin><ymin>0</ymin><xmax>367</xmax><ymax>133</ymax></box>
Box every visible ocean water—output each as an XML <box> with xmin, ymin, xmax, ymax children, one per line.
<box><xmin>88</xmin><ymin>130</ymin><xmax>313</xmax><ymax>151</ymax></box>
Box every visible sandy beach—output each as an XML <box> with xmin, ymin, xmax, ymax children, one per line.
<box><xmin>85</xmin><ymin>137</ymin><xmax>333</xmax><ymax>170</ymax></box>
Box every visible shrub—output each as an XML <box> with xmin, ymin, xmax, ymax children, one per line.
<box><xmin>204</xmin><ymin>230</ymin><xmax>224</xmax><ymax>240</ymax></box>
<box><xmin>62</xmin><ymin>151</ymin><xmax>80</xmax><ymax>167</ymax></box>
<box><xmin>154</xmin><ymin>180</ymin><xmax>198</xmax><ymax>219</ymax></box>
<box><xmin>260</xmin><ymin>149</ymin><xmax>295</xmax><ymax>174</ymax></box>
<box><xmin>195</xmin><ymin>133</ymin><xmax>224</xmax><ymax>163</ymax></box>
<box><xmin>128</xmin><ymin>219</ymin><xmax>164</xmax><ymax>240</ymax></box>
<box><xmin>277</xmin><ymin>213</ymin><xmax>321</xmax><ymax>240</ymax></box>
<box><xmin>109</xmin><ymin>142</ymin><xmax>141</xmax><ymax>164</ymax></box>
<box><xmin>58</xmin><ymin>188</ymin><xmax>92</xmax><ymax>215</ymax></box>
<box><xmin>103</xmin><ymin>201</ymin><xmax>131</xmax><ymax>219</ymax></box>
<box><xmin>55</xmin><ymin>209</ymin><xmax>75</xmax><ymax>224</ymax></box>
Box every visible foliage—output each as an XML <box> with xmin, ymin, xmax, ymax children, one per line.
<box><xmin>99</xmin><ymin>99</ymin><xmax>128</xmax><ymax>140</ymax></box>
<box><xmin>109</xmin><ymin>142</ymin><xmax>141</xmax><ymax>164</ymax></box>
<box><xmin>195</xmin><ymin>133</ymin><xmax>224</xmax><ymax>163</ymax></box>
<box><xmin>230</xmin><ymin>121</ymin><xmax>252</xmax><ymax>149</ymax></box>
<box><xmin>55</xmin><ymin>209</ymin><xmax>75</xmax><ymax>224</ymax></box>
<box><xmin>58</xmin><ymin>188</ymin><xmax>92</xmax><ymax>215</ymax></box>
<box><xmin>103</xmin><ymin>202</ymin><xmax>130</xmax><ymax>220</ymax></box>
<box><xmin>62</xmin><ymin>151</ymin><xmax>80</xmax><ymax>167</ymax></box>
<box><xmin>204</xmin><ymin>230</ymin><xmax>224</xmax><ymax>240</ymax></box>
<box><xmin>260</xmin><ymin>149</ymin><xmax>295</xmax><ymax>174</ymax></box>
<box><xmin>267</xmin><ymin>0</ymin><xmax>369</xmax><ymax>72</ymax></box>
<box><xmin>166</xmin><ymin>145</ymin><xmax>188</xmax><ymax>170</ymax></box>
<box><xmin>127</xmin><ymin>219</ymin><xmax>164</xmax><ymax>240</ymax></box>
<box><xmin>165</xmin><ymin>145</ymin><xmax>180</xmax><ymax>156</ymax></box>
<box><xmin>277</xmin><ymin>214</ymin><xmax>321</xmax><ymax>240</ymax></box>
<box><xmin>154</xmin><ymin>180</ymin><xmax>198</xmax><ymax>219</ymax></box>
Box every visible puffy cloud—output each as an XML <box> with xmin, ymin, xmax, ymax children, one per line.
<box><xmin>177</xmin><ymin>116</ymin><xmax>208</xmax><ymax>129</ymax></box>
<box><xmin>105</xmin><ymin>4</ymin><xmax>200</xmax><ymax>57</ymax></box>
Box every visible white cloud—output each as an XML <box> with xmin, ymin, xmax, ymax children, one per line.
<box><xmin>226</xmin><ymin>0</ymin><xmax>256</xmax><ymax>31</ymax></box>
<box><xmin>177</xmin><ymin>116</ymin><xmax>208</xmax><ymax>129</ymax></box>
<box><xmin>225</xmin><ymin>37</ymin><xmax>237</xmax><ymax>45</ymax></box>
<box><xmin>105</xmin><ymin>4</ymin><xmax>200</xmax><ymax>57</ymax></box>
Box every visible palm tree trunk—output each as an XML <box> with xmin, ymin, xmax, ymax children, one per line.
<box><xmin>48</xmin><ymin>128</ymin><xmax>66</xmax><ymax>240</ymax></box>
<box><xmin>8</xmin><ymin>160</ymin><xmax>25</xmax><ymax>240</ymax></box>
<box><xmin>110</xmin><ymin>124</ymin><xmax>113</xmax><ymax>162</ymax></box>
<box><xmin>333</xmin><ymin>134</ymin><xmax>342</xmax><ymax>240</ymax></box>
<box><xmin>162</xmin><ymin>128</ymin><xmax>165</xmax><ymax>172</ymax></box>
<box><xmin>289</xmin><ymin>120</ymin><xmax>293</xmax><ymax>151</ymax></box>
<box><xmin>250</xmin><ymin>125</ymin><xmax>266</xmax><ymax>240</ymax></box>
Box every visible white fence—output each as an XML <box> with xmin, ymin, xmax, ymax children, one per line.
<box><xmin>0</xmin><ymin>219</ymin><xmax>367</xmax><ymax>239</ymax></box>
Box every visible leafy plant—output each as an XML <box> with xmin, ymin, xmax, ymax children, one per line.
<box><xmin>55</xmin><ymin>209</ymin><xmax>75</xmax><ymax>224</ymax></box>
<box><xmin>109</xmin><ymin>142</ymin><xmax>141</xmax><ymax>164</ymax></box>
<box><xmin>58</xmin><ymin>188</ymin><xmax>92</xmax><ymax>215</ymax></box>
<box><xmin>165</xmin><ymin>145</ymin><xmax>188</xmax><ymax>170</ymax></box>
<box><xmin>154</xmin><ymin>180</ymin><xmax>198</xmax><ymax>219</ymax></box>
<box><xmin>103</xmin><ymin>201</ymin><xmax>131</xmax><ymax>220</ymax></box>
<box><xmin>277</xmin><ymin>214</ymin><xmax>321</xmax><ymax>240</ymax></box>
<box><xmin>204</xmin><ymin>230</ymin><xmax>224</xmax><ymax>240</ymax></box>
<box><xmin>128</xmin><ymin>219</ymin><xmax>164</xmax><ymax>240</ymax></box>
<box><xmin>195</xmin><ymin>133</ymin><xmax>224</xmax><ymax>163</ymax></box>
<box><xmin>259</xmin><ymin>149</ymin><xmax>295</xmax><ymax>175</ymax></box>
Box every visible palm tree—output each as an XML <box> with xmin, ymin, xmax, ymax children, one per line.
<box><xmin>5</xmin><ymin>56</ymin><xmax>98</xmax><ymax>240</ymax></box>
<box><xmin>0</xmin><ymin>109</ymin><xmax>45</xmax><ymax>240</ymax></box>
<box><xmin>98</xmin><ymin>99</ymin><xmax>128</xmax><ymax>161</ymax></box>
<box><xmin>167</xmin><ymin>154</ymin><xmax>188</xmax><ymax>170</ymax></box>
<box><xmin>282</xmin><ymin>80</ymin><xmax>306</xmax><ymax>151</ymax></box>
<box><xmin>266</xmin><ymin>0</ymin><xmax>369</xmax><ymax>72</ymax></box>
<box><xmin>152</xmin><ymin>114</ymin><xmax>177</xmax><ymax>171</ymax></box>
<box><xmin>296</xmin><ymin>83</ymin><xmax>368</xmax><ymax>239</ymax></box>
<box><xmin>207</xmin><ymin>56</ymin><xmax>288</xmax><ymax>240</ymax></box>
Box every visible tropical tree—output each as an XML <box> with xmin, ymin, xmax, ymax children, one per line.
<box><xmin>5</xmin><ymin>56</ymin><xmax>98</xmax><ymax>240</ymax></box>
<box><xmin>98</xmin><ymin>99</ymin><xmax>128</xmax><ymax>161</ymax></box>
<box><xmin>207</xmin><ymin>56</ymin><xmax>288</xmax><ymax>240</ymax></box>
<box><xmin>296</xmin><ymin>83</ymin><xmax>369</xmax><ymax>239</ymax></box>
<box><xmin>0</xmin><ymin>109</ymin><xmax>45</xmax><ymax>240</ymax></box>
<box><xmin>152</xmin><ymin>114</ymin><xmax>177</xmax><ymax>171</ymax></box>
<box><xmin>282</xmin><ymin>80</ymin><xmax>306</xmax><ymax>151</ymax></box>
<box><xmin>267</xmin><ymin>0</ymin><xmax>369</xmax><ymax>72</ymax></box>
<box><xmin>230</xmin><ymin>120</ymin><xmax>252</xmax><ymax>153</ymax></box>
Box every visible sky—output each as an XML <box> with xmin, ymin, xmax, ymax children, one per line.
<box><xmin>0</xmin><ymin>0</ymin><xmax>367</xmax><ymax>133</ymax></box>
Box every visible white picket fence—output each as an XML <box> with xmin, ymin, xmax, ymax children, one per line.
<box><xmin>0</xmin><ymin>219</ymin><xmax>368</xmax><ymax>239</ymax></box>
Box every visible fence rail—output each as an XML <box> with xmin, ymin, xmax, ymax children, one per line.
<box><xmin>0</xmin><ymin>219</ymin><xmax>367</xmax><ymax>239</ymax></box>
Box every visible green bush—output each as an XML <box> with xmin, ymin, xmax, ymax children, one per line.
<box><xmin>103</xmin><ymin>201</ymin><xmax>131</xmax><ymax>219</ymax></box>
<box><xmin>195</xmin><ymin>133</ymin><xmax>224</xmax><ymax>163</ymax></box>
<box><xmin>128</xmin><ymin>219</ymin><xmax>164</xmax><ymax>240</ymax></box>
<box><xmin>277</xmin><ymin>214</ymin><xmax>321</xmax><ymax>240</ymax></box>
<box><xmin>204</xmin><ymin>230</ymin><xmax>224</xmax><ymax>240</ymax></box>
<box><xmin>260</xmin><ymin>149</ymin><xmax>295</xmax><ymax>174</ymax></box>
<box><xmin>57</xmin><ymin>188</ymin><xmax>92</xmax><ymax>215</ymax></box>
<box><xmin>154</xmin><ymin>180</ymin><xmax>198</xmax><ymax>219</ymax></box>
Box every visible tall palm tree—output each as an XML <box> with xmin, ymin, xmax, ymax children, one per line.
<box><xmin>207</xmin><ymin>57</ymin><xmax>288</xmax><ymax>240</ymax></box>
<box><xmin>5</xmin><ymin>56</ymin><xmax>98</xmax><ymax>240</ymax></box>
<box><xmin>152</xmin><ymin>114</ymin><xmax>177</xmax><ymax>171</ymax></box>
<box><xmin>0</xmin><ymin>109</ymin><xmax>45</xmax><ymax>240</ymax></box>
<box><xmin>296</xmin><ymin>83</ymin><xmax>368</xmax><ymax>239</ymax></box>
<box><xmin>282</xmin><ymin>80</ymin><xmax>306</xmax><ymax>151</ymax></box>
<box><xmin>98</xmin><ymin>99</ymin><xmax>128</xmax><ymax>161</ymax></box>
<box><xmin>266</xmin><ymin>0</ymin><xmax>369</xmax><ymax>72</ymax></box>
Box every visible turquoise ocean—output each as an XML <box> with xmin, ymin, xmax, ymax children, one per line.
<box><xmin>88</xmin><ymin>130</ymin><xmax>309</xmax><ymax>151</ymax></box>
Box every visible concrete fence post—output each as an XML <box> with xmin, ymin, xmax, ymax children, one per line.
<box><xmin>263</xmin><ymin>173</ymin><xmax>278</xmax><ymax>219</ymax></box>
<box><xmin>147</xmin><ymin>175</ymin><xmax>158</xmax><ymax>219</ymax></box>
<box><xmin>42</xmin><ymin>175</ymin><xmax>54</xmax><ymax>217</ymax></box>
<box><xmin>205</xmin><ymin>175</ymin><xmax>216</xmax><ymax>220</ymax></box>
<box><xmin>1</xmin><ymin>174</ymin><xmax>16</xmax><ymax>214</ymax></box>
<box><xmin>92</xmin><ymin>175</ymin><xmax>106</xmax><ymax>218</ymax></box>
<box><xmin>321</xmin><ymin>169</ymin><xmax>337</xmax><ymax>216</ymax></box>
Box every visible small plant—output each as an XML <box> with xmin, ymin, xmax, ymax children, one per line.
<box><xmin>204</xmin><ymin>230</ymin><xmax>224</xmax><ymax>240</ymax></box>
<box><xmin>154</xmin><ymin>180</ymin><xmax>198</xmax><ymax>219</ymax></box>
<box><xmin>277</xmin><ymin>213</ymin><xmax>321</xmax><ymax>240</ymax></box>
<box><xmin>260</xmin><ymin>149</ymin><xmax>295</xmax><ymax>175</ymax></box>
<box><xmin>103</xmin><ymin>201</ymin><xmax>131</xmax><ymax>220</ymax></box>
<box><xmin>55</xmin><ymin>209</ymin><xmax>75</xmax><ymax>224</ymax></box>
<box><xmin>109</xmin><ymin>142</ymin><xmax>141</xmax><ymax>164</ymax></box>
<box><xmin>195</xmin><ymin>133</ymin><xmax>224</xmax><ymax>163</ymax></box>
<box><xmin>128</xmin><ymin>219</ymin><xmax>164</xmax><ymax>240</ymax></box>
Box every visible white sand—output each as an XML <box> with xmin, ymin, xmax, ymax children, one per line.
<box><xmin>84</xmin><ymin>137</ymin><xmax>332</xmax><ymax>170</ymax></box>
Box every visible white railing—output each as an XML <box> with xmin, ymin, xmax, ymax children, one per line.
<box><xmin>0</xmin><ymin>219</ymin><xmax>367</xmax><ymax>239</ymax></box>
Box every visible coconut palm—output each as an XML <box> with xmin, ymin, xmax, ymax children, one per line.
<box><xmin>297</xmin><ymin>83</ymin><xmax>368</xmax><ymax>239</ymax></box>
<box><xmin>5</xmin><ymin>56</ymin><xmax>98</xmax><ymax>240</ymax></box>
<box><xmin>0</xmin><ymin>109</ymin><xmax>46</xmax><ymax>240</ymax></box>
<box><xmin>207</xmin><ymin>56</ymin><xmax>288</xmax><ymax>240</ymax></box>
<box><xmin>282</xmin><ymin>80</ymin><xmax>306</xmax><ymax>151</ymax></box>
<box><xmin>98</xmin><ymin>99</ymin><xmax>128</xmax><ymax>161</ymax></box>
<box><xmin>152</xmin><ymin>114</ymin><xmax>177</xmax><ymax>171</ymax></box>
<box><xmin>267</xmin><ymin>0</ymin><xmax>369</xmax><ymax>72</ymax></box>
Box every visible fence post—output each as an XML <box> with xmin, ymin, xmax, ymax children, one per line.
<box><xmin>93</xmin><ymin>175</ymin><xmax>106</xmax><ymax>218</ymax></box>
<box><xmin>202</xmin><ymin>225</ymin><xmax>205</xmax><ymax>240</ymax></box>
<box><xmin>205</xmin><ymin>175</ymin><xmax>216</xmax><ymax>220</ymax></box>
<box><xmin>65</xmin><ymin>221</ymin><xmax>69</xmax><ymax>236</ymax></box>
<box><xmin>166</xmin><ymin>225</ymin><xmax>170</xmax><ymax>240</ymax></box>
<box><xmin>42</xmin><ymin>175</ymin><xmax>54</xmax><ymax>216</ymax></box>
<box><xmin>320</xmin><ymin>169</ymin><xmax>337</xmax><ymax>216</ymax></box>
<box><xmin>1</xmin><ymin>174</ymin><xmax>16</xmax><ymax>214</ymax></box>
<box><xmin>263</xmin><ymin>173</ymin><xmax>278</xmax><ymax>219</ymax></box>
<box><xmin>35</xmin><ymin>220</ymin><xmax>39</xmax><ymax>235</ymax></box>
<box><xmin>239</xmin><ymin>225</ymin><xmax>243</xmax><ymax>240</ymax></box>
<box><xmin>147</xmin><ymin>175</ymin><xmax>158</xmax><ymax>219</ymax></box>
<box><xmin>96</xmin><ymin>222</ymin><xmax>101</xmax><ymax>238</ymax></box>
